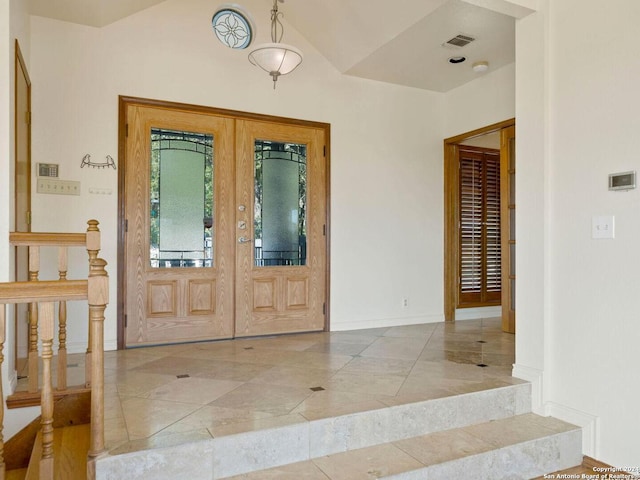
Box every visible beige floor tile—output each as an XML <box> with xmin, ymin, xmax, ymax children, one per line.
<box><xmin>109</xmin><ymin>428</ymin><xmax>213</xmax><ymax>455</ymax></box>
<box><xmin>113</xmin><ymin>370</ymin><xmax>176</xmax><ymax>396</ymax></box>
<box><xmin>359</xmin><ymin>336</ymin><xmax>429</xmax><ymax>361</ymax></box>
<box><xmin>464</xmin><ymin>413</ymin><xmax>565</xmax><ymax>447</ymax></box>
<box><xmin>159</xmin><ymin>404</ymin><xmax>275</xmax><ymax>435</ymax></box>
<box><xmin>383</xmin><ymin>324</ymin><xmax>438</xmax><ymax>338</ymax></box>
<box><xmin>130</xmin><ymin>355</ymin><xmax>217</xmax><ymax>376</ymax></box>
<box><xmin>249</xmin><ymin>364</ymin><xmax>336</xmax><ymax>389</ymax></box>
<box><xmin>279</xmin><ymin>350</ymin><xmax>354</xmax><ymax>371</ymax></box>
<box><xmin>297</xmin><ymin>400</ymin><xmax>387</xmax><ymax>421</ymax></box>
<box><xmin>326</xmin><ymin>332</ymin><xmax>380</xmax><ymax>345</ymax></box>
<box><xmin>324</xmin><ymin>370</ymin><xmax>406</xmax><ymax>397</ymax></box>
<box><xmin>312</xmin><ymin>443</ymin><xmax>424</xmax><ymax>480</ymax></box>
<box><xmin>210</xmin><ymin>413</ymin><xmax>308</xmax><ymax>437</ymax></box>
<box><xmin>394</xmin><ymin>428</ymin><xmax>493</xmax><ymax>465</ymax></box>
<box><xmin>209</xmin><ymin>382</ymin><xmax>313</xmax><ymax>416</ymax></box>
<box><xmin>104</xmin><ymin>416</ymin><xmax>129</xmax><ymax>451</ymax></box>
<box><xmin>303</xmin><ymin>342</ymin><xmax>369</xmax><ymax>356</ymax></box>
<box><xmin>121</xmin><ymin>396</ymin><xmax>201</xmax><ymax>439</ymax></box>
<box><xmin>291</xmin><ymin>389</ymin><xmax>389</xmax><ymax>416</ymax></box>
<box><xmin>143</xmin><ymin>376</ymin><xmax>243</xmax><ymax>404</ymax></box>
<box><xmin>189</xmin><ymin>359</ymin><xmax>273</xmax><ymax>382</ymax></box>
<box><xmin>339</xmin><ymin>356</ymin><xmax>415</xmax><ymax>376</ymax></box>
<box><xmin>225</xmin><ymin>460</ymin><xmax>331</xmax><ymax>479</ymax></box>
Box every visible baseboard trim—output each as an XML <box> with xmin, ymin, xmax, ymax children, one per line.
<box><xmin>9</xmin><ymin>369</ymin><xmax>18</xmax><ymax>394</ymax></box>
<box><xmin>454</xmin><ymin>306</ymin><xmax>501</xmax><ymax>320</ymax></box>
<box><xmin>330</xmin><ymin>314</ymin><xmax>444</xmax><ymax>332</ymax></box>
<box><xmin>545</xmin><ymin>401</ymin><xmax>599</xmax><ymax>458</ymax></box>
<box><xmin>66</xmin><ymin>339</ymin><xmax>118</xmax><ymax>354</ymax></box>
<box><xmin>511</xmin><ymin>363</ymin><xmax>544</xmax><ymax>413</ymax></box>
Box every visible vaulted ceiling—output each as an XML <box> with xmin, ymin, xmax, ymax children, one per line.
<box><xmin>28</xmin><ymin>0</ymin><xmax>535</xmax><ymax>92</ymax></box>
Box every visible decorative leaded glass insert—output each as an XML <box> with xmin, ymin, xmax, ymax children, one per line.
<box><xmin>150</xmin><ymin>128</ymin><xmax>214</xmax><ymax>268</ymax></box>
<box><xmin>254</xmin><ymin>140</ymin><xmax>307</xmax><ymax>267</ymax></box>
<box><xmin>212</xmin><ymin>7</ymin><xmax>253</xmax><ymax>49</ymax></box>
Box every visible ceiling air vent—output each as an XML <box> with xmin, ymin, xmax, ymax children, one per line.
<box><xmin>443</xmin><ymin>34</ymin><xmax>476</xmax><ymax>49</ymax></box>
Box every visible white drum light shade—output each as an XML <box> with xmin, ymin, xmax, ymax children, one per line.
<box><xmin>248</xmin><ymin>42</ymin><xmax>303</xmax><ymax>80</ymax></box>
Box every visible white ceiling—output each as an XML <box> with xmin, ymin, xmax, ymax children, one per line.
<box><xmin>27</xmin><ymin>0</ymin><xmax>534</xmax><ymax>92</ymax></box>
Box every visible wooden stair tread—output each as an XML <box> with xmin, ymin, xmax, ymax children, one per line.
<box><xmin>25</xmin><ymin>424</ymin><xmax>91</xmax><ymax>480</ymax></box>
<box><xmin>5</xmin><ymin>468</ymin><xmax>28</xmax><ymax>480</ymax></box>
<box><xmin>7</xmin><ymin>387</ymin><xmax>91</xmax><ymax>409</ymax></box>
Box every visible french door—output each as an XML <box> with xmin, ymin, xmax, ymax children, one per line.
<box><xmin>121</xmin><ymin>101</ymin><xmax>328</xmax><ymax>347</ymax></box>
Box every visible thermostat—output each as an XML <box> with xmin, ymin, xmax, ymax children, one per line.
<box><xmin>608</xmin><ymin>171</ymin><xmax>636</xmax><ymax>191</ymax></box>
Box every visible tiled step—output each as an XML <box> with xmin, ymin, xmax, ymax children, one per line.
<box><xmin>96</xmin><ymin>382</ymin><xmax>548</xmax><ymax>479</ymax></box>
<box><xmin>224</xmin><ymin>413</ymin><xmax>582</xmax><ymax>480</ymax></box>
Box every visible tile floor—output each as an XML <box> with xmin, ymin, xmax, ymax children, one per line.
<box><xmin>18</xmin><ymin>317</ymin><xmax>518</xmax><ymax>458</ymax></box>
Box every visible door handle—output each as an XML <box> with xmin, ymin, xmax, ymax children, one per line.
<box><xmin>238</xmin><ymin>237</ymin><xmax>253</xmax><ymax>243</ymax></box>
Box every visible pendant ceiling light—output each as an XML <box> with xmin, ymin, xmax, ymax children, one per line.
<box><xmin>248</xmin><ymin>0</ymin><xmax>303</xmax><ymax>89</ymax></box>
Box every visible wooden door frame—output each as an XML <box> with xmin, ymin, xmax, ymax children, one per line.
<box><xmin>443</xmin><ymin>118</ymin><xmax>515</xmax><ymax>322</ymax></box>
<box><xmin>117</xmin><ymin>96</ymin><xmax>331</xmax><ymax>349</ymax></box>
<box><xmin>14</xmin><ymin>39</ymin><xmax>32</xmax><ymax>366</ymax></box>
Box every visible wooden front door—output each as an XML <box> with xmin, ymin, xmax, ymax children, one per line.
<box><xmin>234</xmin><ymin>120</ymin><xmax>326</xmax><ymax>336</ymax></box>
<box><xmin>122</xmin><ymin>101</ymin><xmax>328</xmax><ymax>346</ymax></box>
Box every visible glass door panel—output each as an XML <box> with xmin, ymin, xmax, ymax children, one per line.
<box><xmin>150</xmin><ymin>129</ymin><xmax>214</xmax><ymax>268</ymax></box>
<box><xmin>254</xmin><ymin>140</ymin><xmax>307</xmax><ymax>267</ymax></box>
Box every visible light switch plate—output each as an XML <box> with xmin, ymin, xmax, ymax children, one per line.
<box><xmin>36</xmin><ymin>178</ymin><xmax>80</xmax><ymax>195</ymax></box>
<box><xmin>592</xmin><ymin>215</ymin><xmax>615</xmax><ymax>239</ymax></box>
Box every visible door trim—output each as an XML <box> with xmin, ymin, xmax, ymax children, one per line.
<box><xmin>443</xmin><ymin>118</ymin><xmax>515</xmax><ymax>322</ymax></box>
<box><xmin>117</xmin><ymin>96</ymin><xmax>331</xmax><ymax>349</ymax></box>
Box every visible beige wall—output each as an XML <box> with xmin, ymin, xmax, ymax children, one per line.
<box><xmin>516</xmin><ymin>0</ymin><xmax>640</xmax><ymax>466</ymax></box>
<box><xmin>28</xmin><ymin>0</ymin><xmax>451</xmax><ymax>352</ymax></box>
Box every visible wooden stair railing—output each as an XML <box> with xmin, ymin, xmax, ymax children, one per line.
<box><xmin>0</xmin><ymin>222</ymin><xmax>108</xmax><ymax>480</ymax></box>
<box><xmin>0</xmin><ymin>260</ymin><xmax>108</xmax><ymax>480</ymax></box>
<box><xmin>8</xmin><ymin>220</ymin><xmax>101</xmax><ymax>408</ymax></box>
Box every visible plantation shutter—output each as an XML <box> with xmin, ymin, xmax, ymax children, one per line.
<box><xmin>458</xmin><ymin>147</ymin><xmax>501</xmax><ymax>306</ymax></box>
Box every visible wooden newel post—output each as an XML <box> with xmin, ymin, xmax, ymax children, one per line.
<box><xmin>87</xmin><ymin>258</ymin><xmax>108</xmax><ymax>463</ymax></box>
<box><xmin>85</xmin><ymin>220</ymin><xmax>101</xmax><ymax>389</ymax></box>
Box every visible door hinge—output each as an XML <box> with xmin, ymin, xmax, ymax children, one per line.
<box><xmin>125</xmin><ymin>123</ymin><xmax>129</xmax><ymax>137</ymax></box>
<box><xmin>323</xmin><ymin>303</ymin><xmax>326</xmax><ymax>316</ymax></box>
<box><xmin>323</xmin><ymin>224</ymin><xmax>326</xmax><ymax>236</ymax></box>
<box><xmin>323</xmin><ymin>145</ymin><xmax>326</xmax><ymax>157</ymax></box>
<box><xmin>124</xmin><ymin>314</ymin><xmax>128</xmax><ymax>328</ymax></box>
<box><xmin>125</xmin><ymin>219</ymin><xmax>128</xmax><ymax>232</ymax></box>
<box><xmin>26</xmin><ymin>211</ymin><xmax>31</xmax><ymax>226</ymax></box>
<box><xmin>26</xmin><ymin>111</ymin><xmax>31</xmax><ymax>125</ymax></box>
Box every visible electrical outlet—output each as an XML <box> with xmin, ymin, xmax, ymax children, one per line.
<box><xmin>36</xmin><ymin>178</ymin><xmax>80</xmax><ymax>196</ymax></box>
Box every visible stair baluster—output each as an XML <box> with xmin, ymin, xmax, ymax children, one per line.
<box><xmin>27</xmin><ymin>246</ymin><xmax>40</xmax><ymax>395</ymax></box>
<box><xmin>39</xmin><ymin>302</ymin><xmax>55</xmax><ymax>480</ymax></box>
<box><xmin>57</xmin><ymin>247</ymin><xmax>68</xmax><ymax>392</ymax></box>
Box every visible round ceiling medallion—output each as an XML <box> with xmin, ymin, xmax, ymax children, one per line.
<box><xmin>212</xmin><ymin>6</ymin><xmax>254</xmax><ymax>49</ymax></box>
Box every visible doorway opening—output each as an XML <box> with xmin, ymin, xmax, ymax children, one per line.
<box><xmin>117</xmin><ymin>97</ymin><xmax>330</xmax><ymax>348</ymax></box>
<box><xmin>443</xmin><ymin>119</ymin><xmax>515</xmax><ymax>333</ymax></box>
